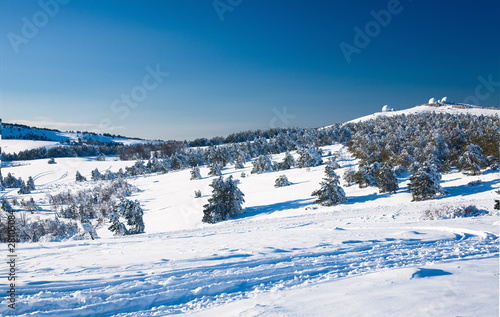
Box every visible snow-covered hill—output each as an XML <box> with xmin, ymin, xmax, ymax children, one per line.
<box><xmin>1</xmin><ymin>123</ymin><xmax>148</xmax><ymax>155</ymax></box>
<box><xmin>1</xmin><ymin>105</ymin><xmax>498</xmax><ymax>316</ymax></box>
<box><xmin>345</xmin><ymin>103</ymin><xmax>499</xmax><ymax>124</ymax></box>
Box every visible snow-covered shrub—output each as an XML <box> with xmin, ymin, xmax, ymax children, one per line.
<box><xmin>20</xmin><ymin>197</ymin><xmax>38</xmax><ymax>214</ymax></box>
<box><xmin>194</xmin><ymin>190</ymin><xmax>202</xmax><ymax>198</ymax></box>
<box><xmin>274</xmin><ymin>175</ymin><xmax>291</xmax><ymax>188</ymax></box>
<box><xmin>96</xmin><ymin>153</ymin><xmax>106</xmax><ymax>161</ymax></box>
<box><xmin>48</xmin><ymin>157</ymin><xmax>56</xmax><ymax>164</ymax></box>
<box><xmin>467</xmin><ymin>180</ymin><xmax>482</xmax><ymax>187</ymax></box>
<box><xmin>421</xmin><ymin>205</ymin><xmax>488</xmax><ymax>220</ymax></box>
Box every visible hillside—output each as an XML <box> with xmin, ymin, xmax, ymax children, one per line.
<box><xmin>0</xmin><ymin>104</ymin><xmax>498</xmax><ymax>316</ymax></box>
<box><xmin>1</xmin><ymin>123</ymin><xmax>148</xmax><ymax>155</ymax></box>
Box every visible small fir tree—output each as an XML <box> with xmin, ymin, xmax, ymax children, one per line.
<box><xmin>251</xmin><ymin>155</ymin><xmax>274</xmax><ymax>174</ymax></box>
<box><xmin>190</xmin><ymin>166</ymin><xmax>202</xmax><ymax>180</ymax></box>
<box><xmin>408</xmin><ymin>163</ymin><xmax>446</xmax><ymax>201</ymax></box>
<box><xmin>208</xmin><ymin>162</ymin><xmax>222</xmax><ymax>177</ymax></box>
<box><xmin>312</xmin><ymin>169</ymin><xmax>346</xmax><ymax>206</ymax></box>
<box><xmin>26</xmin><ymin>176</ymin><xmax>36</xmax><ymax>191</ymax></box>
<box><xmin>376</xmin><ymin>163</ymin><xmax>399</xmax><ymax>193</ymax></box>
<box><xmin>75</xmin><ymin>171</ymin><xmax>87</xmax><ymax>182</ymax></box>
<box><xmin>202</xmin><ymin>176</ymin><xmax>245</xmax><ymax>223</ymax></box>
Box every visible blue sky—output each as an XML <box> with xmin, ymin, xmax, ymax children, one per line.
<box><xmin>1</xmin><ymin>0</ymin><xmax>499</xmax><ymax>140</ymax></box>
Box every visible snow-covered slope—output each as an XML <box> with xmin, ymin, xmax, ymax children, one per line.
<box><xmin>1</xmin><ymin>105</ymin><xmax>499</xmax><ymax>316</ymax></box>
<box><xmin>1</xmin><ymin>144</ymin><xmax>498</xmax><ymax>316</ymax></box>
<box><xmin>346</xmin><ymin>103</ymin><xmax>500</xmax><ymax>124</ymax></box>
<box><xmin>1</xmin><ymin>123</ymin><xmax>148</xmax><ymax>154</ymax></box>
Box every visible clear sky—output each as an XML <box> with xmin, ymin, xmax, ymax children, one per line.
<box><xmin>1</xmin><ymin>0</ymin><xmax>499</xmax><ymax>140</ymax></box>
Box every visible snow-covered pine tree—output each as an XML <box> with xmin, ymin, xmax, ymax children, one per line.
<box><xmin>251</xmin><ymin>155</ymin><xmax>274</xmax><ymax>174</ymax></box>
<box><xmin>376</xmin><ymin>163</ymin><xmax>399</xmax><ymax>193</ymax></box>
<box><xmin>202</xmin><ymin>176</ymin><xmax>244</xmax><ymax>223</ymax></box>
<box><xmin>408</xmin><ymin>163</ymin><xmax>446</xmax><ymax>201</ymax></box>
<box><xmin>343</xmin><ymin>168</ymin><xmax>357</xmax><ymax>186</ymax></box>
<box><xmin>122</xmin><ymin>199</ymin><xmax>145</xmax><ymax>234</ymax></box>
<box><xmin>311</xmin><ymin>169</ymin><xmax>346</xmax><ymax>206</ymax></box>
<box><xmin>234</xmin><ymin>154</ymin><xmax>245</xmax><ymax>169</ymax></box>
<box><xmin>108</xmin><ymin>212</ymin><xmax>128</xmax><ymax>236</ymax></box>
<box><xmin>91</xmin><ymin>168</ymin><xmax>102</xmax><ymax>181</ymax></box>
<box><xmin>75</xmin><ymin>171</ymin><xmax>87</xmax><ymax>182</ymax></box>
<box><xmin>458</xmin><ymin>144</ymin><xmax>485</xmax><ymax>175</ymax></box>
<box><xmin>208</xmin><ymin>161</ymin><xmax>222</xmax><ymax>177</ymax></box>
<box><xmin>26</xmin><ymin>176</ymin><xmax>35</xmax><ymax>191</ymax></box>
<box><xmin>190</xmin><ymin>166</ymin><xmax>202</xmax><ymax>180</ymax></box>
<box><xmin>18</xmin><ymin>180</ymin><xmax>30</xmax><ymax>195</ymax></box>
<box><xmin>297</xmin><ymin>147</ymin><xmax>323</xmax><ymax>168</ymax></box>
<box><xmin>279</xmin><ymin>151</ymin><xmax>296</xmax><ymax>170</ymax></box>
<box><xmin>194</xmin><ymin>190</ymin><xmax>202</xmax><ymax>198</ymax></box>
<box><xmin>274</xmin><ymin>175</ymin><xmax>291</xmax><ymax>188</ymax></box>
<box><xmin>325</xmin><ymin>159</ymin><xmax>340</xmax><ymax>179</ymax></box>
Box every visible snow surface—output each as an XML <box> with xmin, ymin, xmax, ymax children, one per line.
<box><xmin>342</xmin><ymin>104</ymin><xmax>500</xmax><ymax>125</ymax></box>
<box><xmin>1</xmin><ymin>141</ymin><xmax>499</xmax><ymax>316</ymax></box>
<box><xmin>1</xmin><ymin>140</ymin><xmax>62</xmax><ymax>155</ymax></box>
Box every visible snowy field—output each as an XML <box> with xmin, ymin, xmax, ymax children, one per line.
<box><xmin>1</xmin><ymin>143</ymin><xmax>498</xmax><ymax>316</ymax></box>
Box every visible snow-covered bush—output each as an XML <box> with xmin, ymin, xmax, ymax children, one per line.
<box><xmin>194</xmin><ymin>190</ymin><xmax>202</xmax><ymax>198</ymax></box>
<box><xmin>421</xmin><ymin>205</ymin><xmax>487</xmax><ymax>220</ymax></box>
<box><xmin>274</xmin><ymin>175</ymin><xmax>291</xmax><ymax>188</ymax></box>
<box><xmin>48</xmin><ymin>157</ymin><xmax>56</xmax><ymax>164</ymax></box>
<box><xmin>376</xmin><ymin>163</ymin><xmax>399</xmax><ymax>193</ymax></box>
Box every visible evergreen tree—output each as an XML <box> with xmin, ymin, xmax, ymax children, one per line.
<box><xmin>234</xmin><ymin>154</ymin><xmax>245</xmax><ymax>169</ymax></box>
<box><xmin>122</xmin><ymin>199</ymin><xmax>145</xmax><ymax>234</ymax></box>
<box><xmin>458</xmin><ymin>144</ymin><xmax>485</xmax><ymax>175</ymax></box>
<box><xmin>26</xmin><ymin>176</ymin><xmax>36</xmax><ymax>191</ymax></box>
<box><xmin>208</xmin><ymin>161</ymin><xmax>222</xmax><ymax>177</ymax></box>
<box><xmin>408</xmin><ymin>163</ymin><xmax>446</xmax><ymax>201</ymax></box>
<box><xmin>343</xmin><ymin>168</ymin><xmax>357</xmax><ymax>186</ymax></box>
<box><xmin>376</xmin><ymin>163</ymin><xmax>399</xmax><ymax>193</ymax></box>
<box><xmin>18</xmin><ymin>180</ymin><xmax>30</xmax><ymax>195</ymax></box>
<box><xmin>75</xmin><ymin>171</ymin><xmax>87</xmax><ymax>182</ymax></box>
<box><xmin>274</xmin><ymin>175</ymin><xmax>291</xmax><ymax>188</ymax></box>
<box><xmin>202</xmin><ymin>176</ymin><xmax>245</xmax><ymax>223</ymax></box>
<box><xmin>108</xmin><ymin>212</ymin><xmax>128</xmax><ymax>236</ymax></box>
<box><xmin>312</xmin><ymin>169</ymin><xmax>346</xmax><ymax>206</ymax></box>
<box><xmin>251</xmin><ymin>155</ymin><xmax>274</xmax><ymax>174</ymax></box>
<box><xmin>190</xmin><ymin>166</ymin><xmax>202</xmax><ymax>180</ymax></box>
<box><xmin>278</xmin><ymin>151</ymin><xmax>296</xmax><ymax>170</ymax></box>
<box><xmin>325</xmin><ymin>159</ymin><xmax>340</xmax><ymax>179</ymax></box>
<box><xmin>194</xmin><ymin>190</ymin><xmax>202</xmax><ymax>198</ymax></box>
<box><xmin>91</xmin><ymin>168</ymin><xmax>102</xmax><ymax>181</ymax></box>
<box><xmin>297</xmin><ymin>147</ymin><xmax>323</xmax><ymax>168</ymax></box>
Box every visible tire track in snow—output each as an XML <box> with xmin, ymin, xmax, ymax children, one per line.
<box><xmin>11</xmin><ymin>233</ymin><xmax>498</xmax><ymax>316</ymax></box>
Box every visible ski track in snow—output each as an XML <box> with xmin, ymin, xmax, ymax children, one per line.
<box><xmin>10</xmin><ymin>223</ymin><xmax>498</xmax><ymax>317</ymax></box>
